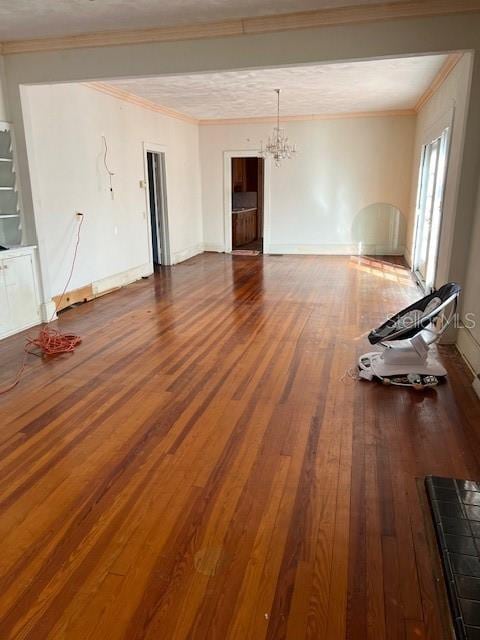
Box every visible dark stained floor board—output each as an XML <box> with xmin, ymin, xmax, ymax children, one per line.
<box><xmin>0</xmin><ymin>253</ymin><xmax>477</xmax><ymax>639</ymax></box>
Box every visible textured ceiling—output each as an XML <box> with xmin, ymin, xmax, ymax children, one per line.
<box><xmin>0</xmin><ymin>0</ymin><xmax>412</xmax><ymax>41</ymax></box>
<box><xmin>107</xmin><ymin>55</ymin><xmax>448</xmax><ymax>120</ymax></box>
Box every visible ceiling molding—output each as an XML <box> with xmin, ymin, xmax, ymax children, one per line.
<box><xmin>199</xmin><ymin>109</ymin><xmax>416</xmax><ymax>126</ymax></box>
<box><xmin>86</xmin><ymin>80</ymin><xmax>416</xmax><ymax>123</ymax></box>
<box><xmin>415</xmin><ymin>52</ymin><xmax>464</xmax><ymax>111</ymax></box>
<box><xmin>1</xmin><ymin>20</ymin><xmax>242</xmax><ymax>55</ymax></box>
<box><xmin>243</xmin><ymin>0</ymin><xmax>480</xmax><ymax>34</ymax></box>
<box><xmin>85</xmin><ymin>81</ymin><xmax>200</xmax><ymax>124</ymax></box>
<box><xmin>2</xmin><ymin>0</ymin><xmax>480</xmax><ymax>55</ymax></box>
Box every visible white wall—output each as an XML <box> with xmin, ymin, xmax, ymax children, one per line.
<box><xmin>21</xmin><ymin>83</ymin><xmax>203</xmax><ymax>301</ymax></box>
<box><xmin>3</xmin><ymin>11</ymin><xmax>480</xmax><ymax>325</ymax></box>
<box><xmin>200</xmin><ymin>115</ymin><xmax>415</xmax><ymax>255</ymax></box>
<box><xmin>406</xmin><ymin>54</ymin><xmax>473</xmax><ymax>284</ymax></box>
<box><xmin>458</xmin><ymin>183</ymin><xmax>480</xmax><ymax>377</ymax></box>
<box><xmin>0</xmin><ymin>56</ymin><xmax>8</xmax><ymax>121</ymax></box>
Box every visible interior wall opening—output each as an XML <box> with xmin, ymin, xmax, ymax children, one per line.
<box><xmin>231</xmin><ymin>156</ymin><xmax>264</xmax><ymax>254</ymax></box>
<box><xmin>146</xmin><ymin>150</ymin><xmax>170</xmax><ymax>268</ymax></box>
<box><xmin>412</xmin><ymin>127</ymin><xmax>450</xmax><ymax>292</ymax></box>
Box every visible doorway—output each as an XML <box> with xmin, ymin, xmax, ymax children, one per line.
<box><xmin>146</xmin><ymin>150</ymin><xmax>170</xmax><ymax>267</ymax></box>
<box><xmin>231</xmin><ymin>157</ymin><xmax>265</xmax><ymax>253</ymax></box>
<box><xmin>413</xmin><ymin>128</ymin><xmax>450</xmax><ymax>292</ymax></box>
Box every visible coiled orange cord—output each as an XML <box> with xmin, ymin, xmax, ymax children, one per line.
<box><xmin>26</xmin><ymin>328</ymin><xmax>82</xmax><ymax>356</ymax></box>
<box><xmin>0</xmin><ymin>215</ymin><xmax>84</xmax><ymax>394</ymax></box>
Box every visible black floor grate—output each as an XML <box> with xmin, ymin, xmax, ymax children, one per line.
<box><xmin>426</xmin><ymin>476</ymin><xmax>480</xmax><ymax>640</ymax></box>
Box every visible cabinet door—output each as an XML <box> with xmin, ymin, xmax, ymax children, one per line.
<box><xmin>0</xmin><ymin>263</ymin><xmax>10</xmax><ymax>335</ymax></box>
<box><xmin>245</xmin><ymin>211</ymin><xmax>257</xmax><ymax>243</ymax></box>
<box><xmin>3</xmin><ymin>254</ymin><xmax>40</xmax><ymax>330</ymax></box>
<box><xmin>232</xmin><ymin>158</ymin><xmax>246</xmax><ymax>192</ymax></box>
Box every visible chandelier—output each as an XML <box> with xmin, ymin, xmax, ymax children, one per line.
<box><xmin>259</xmin><ymin>89</ymin><xmax>296</xmax><ymax>167</ymax></box>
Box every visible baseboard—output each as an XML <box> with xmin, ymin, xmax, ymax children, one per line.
<box><xmin>43</xmin><ymin>263</ymin><xmax>152</xmax><ymax>319</ymax></box>
<box><xmin>473</xmin><ymin>378</ymin><xmax>480</xmax><ymax>401</ymax></box>
<box><xmin>200</xmin><ymin>243</ymin><xmax>406</xmax><ymax>256</ymax></box>
<box><xmin>202</xmin><ymin>243</ymin><xmax>225</xmax><ymax>253</ymax></box>
<box><xmin>53</xmin><ymin>283</ymin><xmax>94</xmax><ymax>312</ymax></box>
<box><xmin>457</xmin><ymin>326</ymin><xmax>480</xmax><ymax>376</ymax></box>
<box><xmin>93</xmin><ymin>263</ymin><xmax>152</xmax><ymax>296</ymax></box>
<box><xmin>40</xmin><ymin>300</ymin><xmax>57</xmax><ymax>322</ymax></box>
<box><xmin>456</xmin><ymin>326</ymin><xmax>480</xmax><ymax>400</ymax></box>
<box><xmin>266</xmin><ymin>243</ymin><xmax>405</xmax><ymax>256</ymax></box>
<box><xmin>0</xmin><ymin>318</ymin><xmax>42</xmax><ymax>341</ymax></box>
<box><xmin>172</xmin><ymin>244</ymin><xmax>204</xmax><ymax>264</ymax></box>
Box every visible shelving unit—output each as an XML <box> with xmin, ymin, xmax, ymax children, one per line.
<box><xmin>0</xmin><ymin>122</ymin><xmax>39</xmax><ymax>340</ymax></box>
<box><xmin>0</xmin><ymin>123</ymin><xmax>21</xmax><ymax>247</ymax></box>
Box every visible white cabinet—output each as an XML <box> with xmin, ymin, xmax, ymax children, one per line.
<box><xmin>0</xmin><ymin>268</ymin><xmax>9</xmax><ymax>335</ymax></box>
<box><xmin>0</xmin><ymin>246</ymin><xmax>41</xmax><ymax>340</ymax></box>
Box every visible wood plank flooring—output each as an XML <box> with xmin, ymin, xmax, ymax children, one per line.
<box><xmin>0</xmin><ymin>253</ymin><xmax>479</xmax><ymax>639</ymax></box>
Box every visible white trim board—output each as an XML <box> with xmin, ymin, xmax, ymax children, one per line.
<box><xmin>473</xmin><ymin>378</ymin><xmax>480</xmax><ymax>401</ymax></box>
<box><xmin>42</xmin><ymin>262</ymin><xmax>152</xmax><ymax>322</ymax></box>
<box><xmin>456</xmin><ymin>326</ymin><xmax>480</xmax><ymax>400</ymax></box>
<box><xmin>202</xmin><ymin>242</ymin><xmax>225</xmax><ymax>253</ymax></box>
<box><xmin>142</xmin><ymin>142</ymin><xmax>173</xmax><ymax>267</ymax></box>
<box><xmin>2</xmin><ymin>3</ymin><xmax>479</xmax><ymax>54</ymax></box>
<box><xmin>92</xmin><ymin>262</ymin><xmax>152</xmax><ymax>296</ymax></box>
<box><xmin>172</xmin><ymin>244</ymin><xmax>204</xmax><ymax>264</ymax></box>
<box><xmin>266</xmin><ymin>244</ymin><xmax>406</xmax><ymax>256</ymax></box>
<box><xmin>223</xmin><ymin>150</ymin><xmax>272</xmax><ymax>254</ymax></box>
<box><xmin>457</xmin><ymin>326</ymin><xmax>480</xmax><ymax>375</ymax></box>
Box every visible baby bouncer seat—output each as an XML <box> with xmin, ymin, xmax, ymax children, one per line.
<box><xmin>358</xmin><ymin>282</ymin><xmax>461</xmax><ymax>389</ymax></box>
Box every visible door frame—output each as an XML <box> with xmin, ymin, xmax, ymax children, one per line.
<box><xmin>223</xmin><ymin>150</ymin><xmax>271</xmax><ymax>253</ymax></box>
<box><xmin>412</xmin><ymin>125</ymin><xmax>452</xmax><ymax>292</ymax></box>
<box><xmin>143</xmin><ymin>142</ymin><xmax>172</xmax><ymax>266</ymax></box>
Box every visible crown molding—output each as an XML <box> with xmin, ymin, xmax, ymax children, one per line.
<box><xmin>85</xmin><ymin>82</ymin><xmax>199</xmax><ymax>124</ymax></box>
<box><xmin>415</xmin><ymin>51</ymin><xmax>464</xmax><ymax>111</ymax></box>
<box><xmin>1</xmin><ymin>0</ymin><xmax>480</xmax><ymax>55</ymax></box>
<box><xmin>87</xmin><ymin>50</ymin><xmax>464</xmax><ymax>127</ymax></box>
<box><xmin>199</xmin><ymin>109</ymin><xmax>416</xmax><ymax>126</ymax></box>
<box><xmin>86</xmin><ymin>81</ymin><xmax>417</xmax><ymax>124</ymax></box>
<box><xmin>1</xmin><ymin>20</ymin><xmax>242</xmax><ymax>55</ymax></box>
<box><xmin>243</xmin><ymin>0</ymin><xmax>480</xmax><ymax>34</ymax></box>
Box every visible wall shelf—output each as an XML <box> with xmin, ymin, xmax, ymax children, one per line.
<box><xmin>0</xmin><ymin>125</ymin><xmax>21</xmax><ymax>247</ymax></box>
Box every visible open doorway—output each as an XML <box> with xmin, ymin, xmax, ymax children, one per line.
<box><xmin>231</xmin><ymin>157</ymin><xmax>264</xmax><ymax>254</ymax></box>
<box><xmin>146</xmin><ymin>149</ymin><xmax>170</xmax><ymax>267</ymax></box>
<box><xmin>412</xmin><ymin>127</ymin><xmax>450</xmax><ymax>292</ymax></box>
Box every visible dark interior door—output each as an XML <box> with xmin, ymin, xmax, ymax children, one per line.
<box><xmin>147</xmin><ymin>152</ymin><xmax>161</xmax><ymax>265</ymax></box>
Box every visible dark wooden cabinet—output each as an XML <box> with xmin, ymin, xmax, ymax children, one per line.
<box><xmin>232</xmin><ymin>158</ymin><xmax>259</xmax><ymax>192</ymax></box>
<box><xmin>232</xmin><ymin>209</ymin><xmax>257</xmax><ymax>247</ymax></box>
<box><xmin>232</xmin><ymin>158</ymin><xmax>246</xmax><ymax>192</ymax></box>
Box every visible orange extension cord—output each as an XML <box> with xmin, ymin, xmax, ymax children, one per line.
<box><xmin>0</xmin><ymin>214</ymin><xmax>84</xmax><ymax>394</ymax></box>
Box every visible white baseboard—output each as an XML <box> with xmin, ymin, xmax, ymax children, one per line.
<box><xmin>202</xmin><ymin>243</ymin><xmax>225</xmax><ymax>253</ymax></box>
<box><xmin>200</xmin><ymin>243</ymin><xmax>405</xmax><ymax>257</ymax></box>
<box><xmin>457</xmin><ymin>327</ymin><xmax>480</xmax><ymax>372</ymax></box>
<box><xmin>0</xmin><ymin>318</ymin><xmax>42</xmax><ymax>340</ymax></box>
<box><xmin>457</xmin><ymin>326</ymin><xmax>480</xmax><ymax>375</ymax></box>
<box><xmin>93</xmin><ymin>263</ymin><xmax>152</xmax><ymax>296</ymax></box>
<box><xmin>40</xmin><ymin>300</ymin><xmax>57</xmax><ymax>322</ymax></box>
<box><xmin>473</xmin><ymin>378</ymin><xmax>480</xmax><ymax>401</ymax></box>
<box><xmin>456</xmin><ymin>326</ymin><xmax>480</xmax><ymax>399</ymax></box>
<box><xmin>172</xmin><ymin>244</ymin><xmax>204</xmax><ymax>264</ymax></box>
<box><xmin>266</xmin><ymin>243</ymin><xmax>405</xmax><ymax>256</ymax></box>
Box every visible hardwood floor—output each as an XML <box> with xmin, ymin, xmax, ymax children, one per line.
<box><xmin>0</xmin><ymin>253</ymin><xmax>479</xmax><ymax>639</ymax></box>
